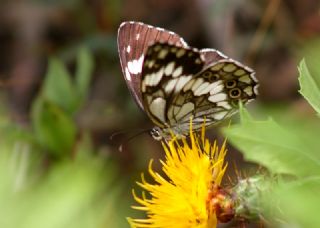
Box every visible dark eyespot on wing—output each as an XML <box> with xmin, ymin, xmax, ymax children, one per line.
<box><xmin>183</xmin><ymin>60</ymin><xmax>258</xmax><ymax>105</ymax></box>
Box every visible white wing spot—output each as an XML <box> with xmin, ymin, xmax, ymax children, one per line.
<box><xmin>195</xmin><ymin>58</ymin><xmax>201</xmax><ymax>64</ymax></box>
<box><xmin>213</xmin><ymin>111</ymin><xmax>228</xmax><ymax>120</ymax></box>
<box><xmin>158</xmin><ymin>49</ymin><xmax>168</xmax><ymax>59</ymax></box>
<box><xmin>147</xmin><ymin>60</ymin><xmax>155</xmax><ymax>68</ymax></box>
<box><xmin>135</xmin><ymin>33</ymin><xmax>140</xmax><ymax>40</ymax></box>
<box><xmin>143</xmin><ymin>67</ymin><xmax>165</xmax><ymax>87</ymax></box>
<box><xmin>176</xmin><ymin>102</ymin><xmax>194</xmax><ymax>120</ymax></box>
<box><xmin>141</xmin><ymin>83</ymin><xmax>146</xmax><ymax>92</ymax></box>
<box><xmin>164</xmin><ymin>62</ymin><xmax>175</xmax><ymax>76</ymax></box>
<box><xmin>126</xmin><ymin>45</ymin><xmax>131</xmax><ymax>53</ymax></box>
<box><xmin>149</xmin><ymin>97</ymin><xmax>166</xmax><ymax>123</ymax></box>
<box><xmin>176</xmin><ymin>49</ymin><xmax>186</xmax><ymax>58</ymax></box>
<box><xmin>209</xmin><ymin>81</ymin><xmax>224</xmax><ymax>95</ymax></box>
<box><xmin>141</xmin><ymin>74</ymin><xmax>151</xmax><ymax>92</ymax></box>
<box><xmin>125</xmin><ymin>67</ymin><xmax>131</xmax><ymax>81</ymax></box>
<box><xmin>194</xmin><ymin>82</ymin><xmax>210</xmax><ymax>96</ymax></box>
<box><xmin>193</xmin><ymin>81</ymin><xmax>222</xmax><ymax>96</ymax></box>
<box><xmin>172</xmin><ymin>66</ymin><xmax>183</xmax><ymax>77</ymax></box>
<box><xmin>211</xmin><ymin>63</ymin><xmax>224</xmax><ymax>71</ymax></box>
<box><xmin>209</xmin><ymin>93</ymin><xmax>227</xmax><ymax>102</ymax></box>
<box><xmin>144</xmin><ymin>73</ymin><xmax>152</xmax><ymax>85</ymax></box>
<box><xmin>154</xmin><ymin>45</ymin><xmax>161</xmax><ymax>52</ymax></box>
<box><xmin>239</xmin><ymin>75</ymin><xmax>251</xmax><ymax>83</ymax></box>
<box><xmin>127</xmin><ymin>55</ymin><xmax>144</xmax><ymax>74</ymax></box>
<box><xmin>217</xmin><ymin>101</ymin><xmax>232</xmax><ymax>110</ymax></box>
<box><xmin>171</xmin><ymin>47</ymin><xmax>177</xmax><ymax>53</ymax></box>
<box><xmin>223</xmin><ymin>64</ymin><xmax>237</xmax><ymax>72</ymax></box>
<box><xmin>165</xmin><ymin>78</ymin><xmax>178</xmax><ymax>93</ymax></box>
<box><xmin>234</xmin><ymin>69</ymin><xmax>245</xmax><ymax>76</ymax></box>
<box><xmin>175</xmin><ymin>75</ymin><xmax>192</xmax><ymax>93</ymax></box>
<box><xmin>191</xmin><ymin>78</ymin><xmax>204</xmax><ymax>92</ymax></box>
<box><xmin>183</xmin><ymin>79</ymin><xmax>195</xmax><ymax>91</ymax></box>
<box><xmin>244</xmin><ymin>86</ymin><xmax>253</xmax><ymax>96</ymax></box>
<box><xmin>152</xmin><ymin>67</ymin><xmax>164</xmax><ymax>85</ymax></box>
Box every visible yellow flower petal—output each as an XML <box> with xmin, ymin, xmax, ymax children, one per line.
<box><xmin>130</xmin><ymin>123</ymin><xmax>228</xmax><ymax>228</ymax></box>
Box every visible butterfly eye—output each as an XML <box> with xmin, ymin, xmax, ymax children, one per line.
<box><xmin>225</xmin><ymin>80</ymin><xmax>237</xmax><ymax>88</ymax></box>
<box><xmin>150</xmin><ymin>128</ymin><xmax>162</xmax><ymax>141</ymax></box>
<box><xmin>229</xmin><ymin>88</ymin><xmax>241</xmax><ymax>99</ymax></box>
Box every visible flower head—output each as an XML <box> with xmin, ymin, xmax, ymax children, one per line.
<box><xmin>129</xmin><ymin>124</ymin><xmax>228</xmax><ymax>228</ymax></box>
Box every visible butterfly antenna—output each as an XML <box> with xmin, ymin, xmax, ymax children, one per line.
<box><xmin>110</xmin><ymin>128</ymin><xmax>148</xmax><ymax>141</ymax></box>
<box><xmin>118</xmin><ymin>129</ymin><xmax>150</xmax><ymax>152</ymax></box>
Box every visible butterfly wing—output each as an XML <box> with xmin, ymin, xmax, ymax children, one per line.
<box><xmin>168</xmin><ymin>59</ymin><xmax>258</xmax><ymax>133</ymax></box>
<box><xmin>200</xmin><ymin>48</ymin><xmax>227</xmax><ymax>65</ymax></box>
<box><xmin>140</xmin><ymin>43</ymin><xmax>204</xmax><ymax>128</ymax></box>
<box><xmin>117</xmin><ymin>21</ymin><xmax>188</xmax><ymax>110</ymax></box>
<box><xmin>141</xmin><ymin>42</ymin><xmax>258</xmax><ymax>136</ymax></box>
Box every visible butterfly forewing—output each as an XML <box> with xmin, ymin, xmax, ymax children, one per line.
<box><xmin>117</xmin><ymin>22</ymin><xmax>188</xmax><ymax>110</ymax></box>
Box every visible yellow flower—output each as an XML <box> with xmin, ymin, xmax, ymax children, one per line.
<box><xmin>129</xmin><ymin>124</ymin><xmax>228</xmax><ymax>228</ymax></box>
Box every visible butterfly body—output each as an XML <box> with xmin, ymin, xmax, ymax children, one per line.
<box><xmin>118</xmin><ymin>21</ymin><xmax>258</xmax><ymax>140</ymax></box>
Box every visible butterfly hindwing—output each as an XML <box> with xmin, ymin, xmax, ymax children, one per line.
<box><xmin>141</xmin><ymin>42</ymin><xmax>258</xmax><ymax>136</ymax></box>
<box><xmin>169</xmin><ymin>60</ymin><xmax>258</xmax><ymax>132</ymax></box>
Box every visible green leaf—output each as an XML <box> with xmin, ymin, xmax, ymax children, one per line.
<box><xmin>43</xmin><ymin>58</ymin><xmax>78</xmax><ymax>114</ymax></box>
<box><xmin>298</xmin><ymin>59</ymin><xmax>320</xmax><ymax>114</ymax></box>
<box><xmin>75</xmin><ymin>47</ymin><xmax>93</xmax><ymax>99</ymax></box>
<box><xmin>272</xmin><ymin>177</ymin><xmax>320</xmax><ymax>228</ymax></box>
<box><xmin>223</xmin><ymin>107</ymin><xmax>320</xmax><ymax>176</ymax></box>
<box><xmin>31</xmin><ymin>97</ymin><xmax>76</xmax><ymax>156</ymax></box>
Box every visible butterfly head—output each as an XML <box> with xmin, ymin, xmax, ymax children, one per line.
<box><xmin>150</xmin><ymin>126</ymin><xmax>188</xmax><ymax>141</ymax></box>
<box><xmin>150</xmin><ymin>127</ymin><xmax>164</xmax><ymax>141</ymax></box>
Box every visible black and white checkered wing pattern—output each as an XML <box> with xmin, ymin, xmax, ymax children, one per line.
<box><xmin>117</xmin><ymin>21</ymin><xmax>259</xmax><ymax>140</ymax></box>
<box><xmin>141</xmin><ymin>43</ymin><xmax>258</xmax><ymax>136</ymax></box>
<box><xmin>117</xmin><ymin>21</ymin><xmax>188</xmax><ymax>110</ymax></box>
<box><xmin>141</xmin><ymin>43</ymin><xmax>204</xmax><ymax>128</ymax></box>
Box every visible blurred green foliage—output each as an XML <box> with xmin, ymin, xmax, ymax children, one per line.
<box><xmin>32</xmin><ymin>47</ymin><xmax>92</xmax><ymax>157</ymax></box>
<box><xmin>298</xmin><ymin>59</ymin><xmax>320</xmax><ymax>115</ymax></box>
<box><xmin>0</xmin><ymin>48</ymin><xmax>129</xmax><ymax>228</ymax></box>
<box><xmin>224</xmin><ymin>42</ymin><xmax>320</xmax><ymax>227</ymax></box>
<box><xmin>224</xmin><ymin>105</ymin><xmax>320</xmax><ymax>177</ymax></box>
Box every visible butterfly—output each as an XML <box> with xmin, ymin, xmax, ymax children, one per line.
<box><xmin>117</xmin><ymin>21</ymin><xmax>258</xmax><ymax>140</ymax></box>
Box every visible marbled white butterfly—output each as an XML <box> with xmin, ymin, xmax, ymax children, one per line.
<box><xmin>117</xmin><ymin>21</ymin><xmax>258</xmax><ymax>140</ymax></box>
